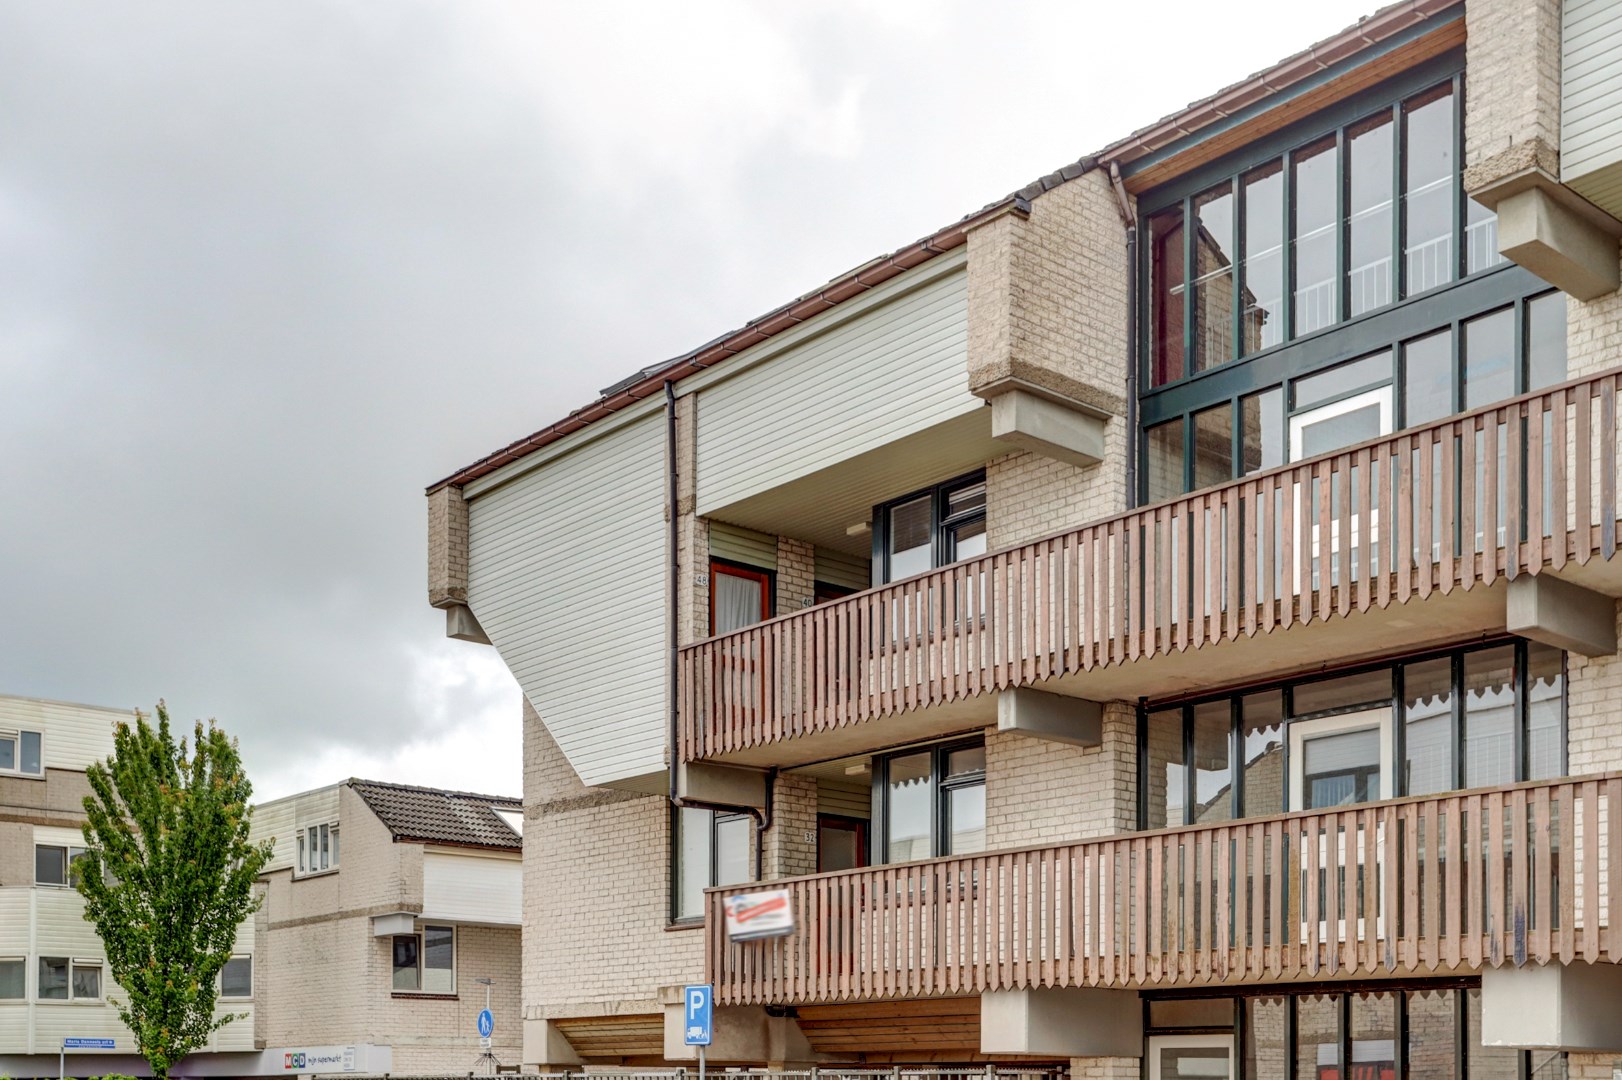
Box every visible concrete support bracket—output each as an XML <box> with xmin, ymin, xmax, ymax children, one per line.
<box><xmin>445</xmin><ymin>602</ymin><xmax>492</xmax><ymax>645</ymax></box>
<box><xmin>677</xmin><ymin>762</ymin><xmax>768</xmax><ymax>811</ymax></box>
<box><xmin>660</xmin><ymin>997</ymin><xmax>820</xmax><ymax>1064</ymax></box>
<box><xmin>980</xmin><ymin>987</ymin><xmax>1142</xmax><ymax>1058</ymax></box>
<box><xmin>983</xmin><ymin>384</ymin><xmax>1111</xmax><ymax>468</ymax></box>
<box><xmin>997</xmin><ymin>687</ymin><xmax>1104</xmax><ymax>747</ymax></box>
<box><xmin>522</xmin><ymin>1018</ymin><xmax>584</xmax><ymax>1070</ymax></box>
<box><xmin>1481</xmin><ymin>964</ymin><xmax>1622</xmax><ymax>1051</ymax></box>
<box><xmin>1470</xmin><ymin>168</ymin><xmax>1622</xmax><ymax>301</ymax></box>
<box><xmin>1505</xmin><ymin>575</ymin><xmax>1618</xmax><ymax>658</ymax></box>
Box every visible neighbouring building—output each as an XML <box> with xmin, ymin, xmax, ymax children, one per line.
<box><xmin>0</xmin><ymin>694</ymin><xmax>258</xmax><ymax>1079</ymax></box>
<box><xmin>426</xmin><ymin>1</ymin><xmax>1622</xmax><ymax>1078</ymax></box>
<box><xmin>249</xmin><ymin>779</ymin><xmax>523</xmax><ymax>1075</ymax></box>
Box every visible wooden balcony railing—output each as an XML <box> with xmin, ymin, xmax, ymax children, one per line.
<box><xmin>680</xmin><ymin>370</ymin><xmax>1622</xmax><ymax>763</ymax></box>
<box><xmin>707</xmin><ymin>774</ymin><xmax>1622</xmax><ymax>1005</ymax></box>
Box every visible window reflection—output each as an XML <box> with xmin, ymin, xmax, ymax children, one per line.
<box><xmin>1403</xmin><ymin>657</ymin><xmax>1454</xmax><ymax>796</ymax></box>
<box><xmin>1150</xmin><ymin>208</ymin><xmax>1186</xmax><ymax>387</ymax></box>
<box><xmin>1463</xmin><ymin>645</ymin><xmax>1517</xmax><ymax>788</ymax></box>
<box><xmin>1402</xmin><ymin>329</ymin><xmax>1453</xmax><ymax>426</ymax></box>
<box><xmin>1146</xmin><ymin>708</ymin><xmax>1186</xmax><ymax>830</ymax></box>
<box><xmin>1464</xmin><ymin>308</ymin><xmax>1515</xmax><ymax>408</ymax></box>
<box><xmin>1348</xmin><ymin>112</ymin><xmax>1395</xmax><ymax>316</ymax></box>
<box><xmin>1243</xmin><ymin>162</ymin><xmax>1285</xmax><ymax>354</ymax></box>
<box><xmin>1404</xmin><ymin>84</ymin><xmax>1456</xmax><ymax>296</ymax></box>
<box><xmin>1292</xmin><ymin>137</ymin><xmax>1339</xmax><ymax>335</ymax></box>
<box><xmin>1146</xmin><ymin>419</ymin><xmax>1186</xmax><ymax>504</ymax></box>
<box><xmin>886</xmin><ymin>751</ymin><xmax>933</xmax><ymax>862</ymax></box>
<box><xmin>1240</xmin><ymin>389</ymin><xmax>1284</xmax><ymax>475</ymax></box>
<box><xmin>1194</xmin><ymin>183</ymin><xmax>1238</xmax><ymax>373</ymax></box>
<box><xmin>1192</xmin><ymin>700</ymin><xmax>1233</xmax><ymax>823</ymax></box>
<box><xmin>1194</xmin><ymin>403</ymin><xmax>1234</xmax><ymax>490</ymax></box>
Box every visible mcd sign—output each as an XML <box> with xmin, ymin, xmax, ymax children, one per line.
<box><xmin>722</xmin><ymin>888</ymin><xmax>794</xmax><ymax>941</ymax></box>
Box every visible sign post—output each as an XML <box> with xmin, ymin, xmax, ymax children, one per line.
<box><xmin>683</xmin><ymin>984</ymin><xmax>713</xmax><ymax>1080</ymax></box>
<box><xmin>62</xmin><ymin>1037</ymin><xmax>115</xmax><ymax>1079</ymax></box>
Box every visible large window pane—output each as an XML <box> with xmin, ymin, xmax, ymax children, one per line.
<box><xmin>1293</xmin><ymin>137</ymin><xmax>1340</xmax><ymax>336</ymax></box>
<box><xmin>1406</xmin><ymin>987</ymin><xmax>1457</xmax><ymax>1080</ymax></box>
<box><xmin>391</xmin><ymin>936</ymin><xmax>419</xmax><ymax>992</ymax></box>
<box><xmin>0</xmin><ymin>959</ymin><xmax>22</xmax><ymax>1000</ymax></box>
<box><xmin>1404</xmin><ymin>83</ymin><xmax>1456</xmax><ymax>296</ymax></box>
<box><xmin>1527</xmin><ymin>642</ymin><xmax>1564</xmax><ymax>781</ymax></box>
<box><xmin>1150</xmin><ymin>207</ymin><xmax>1186</xmax><ymax>387</ymax></box>
<box><xmin>1243</xmin><ymin>161</ymin><xmax>1285</xmax><ymax>354</ymax></box>
<box><xmin>1464</xmin><ymin>308</ymin><xmax>1515</xmax><ymax>408</ymax></box>
<box><xmin>1192</xmin><ymin>700</ymin><xmax>1233</xmax><ymax>823</ymax></box>
<box><xmin>1146</xmin><ymin>708</ymin><xmax>1186</xmax><ymax>829</ymax></box>
<box><xmin>1296</xmin><ymin>994</ymin><xmax>1340</xmax><ymax>1080</ymax></box>
<box><xmin>1145</xmin><ymin>419</ymin><xmax>1186</xmax><ymax>504</ymax></box>
<box><xmin>1294</xmin><ymin>352</ymin><xmax>1393</xmax><ymax>411</ymax></box>
<box><xmin>1404</xmin><ymin>657</ymin><xmax>1454</xmax><ymax>796</ymax></box>
<box><xmin>1348</xmin><ymin>111</ymin><xmax>1395</xmax><ymax>316</ymax></box>
<box><xmin>946</xmin><ymin>784</ymin><xmax>985</xmax><ymax>855</ymax></box>
<box><xmin>38</xmin><ymin>957</ymin><xmax>68</xmax><ymax>1001</ymax></box>
<box><xmin>1292</xmin><ymin>669</ymin><xmax>1391</xmax><ymax>717</ymax></box>
<box><xmin>1302</xmin><ymin>725</ymin><xmax>1383</xmax><ymax>808</ymax></box>
<box><xmin>1351</xmin><ymin>991</ymin><xmax>1397</xmax><ymax>1080</ymax></box>
<box><xmin>1464</xmin><ymin>645</ymin><xmax>1517</xmax><ymax>788</ymax></box>
<box><xmin>221</xmin><ymin>956</ymin><xmax>253</xmax><ymax>999</ymax></box>
<box><xmin>676</xmin><ymin>806</ymin><xmax>711</xmax><ymax>920</ymax></box>
<box><xmin>1240</xmin><ymin>388</ymin><xmax>1284</xmax><ymax>475</ymax></box>
<box><xmin>35</xmin><ymin>845</ymin><xmax>66</xmax><ymax>886</ymax></box>
<box><xmin>1241</xmin><ymin>691</ymin><xmax>1285</xmax><ymax>817</ymax></box>
<box><xmin>1403</xmin><ymin>329</ymin><xmax>1453</xmax><ymax>427</ymax></box>
<box><xmin>1244</xmin><ymin>996</ymin><xmax>1289</xmax><ymax>1080</ymax></box>
<box><xmin>1467</xmin><ymin>195</ymin><xmax>1505</xmax><ymax>276</ymax></box>
<box><xmin>887</xmin><ymin>496</ymin><xmax>933</xmax><ymax>581</ymax></box>
<box><xmin>1194</xmin><ymin>183</ymin><xmax>1237</xmax><ymax>373</ymax></box>
<box><xmin>71</xmin><ymin>964</ymin><xmax>100</xmax><ymax>1001</ymax></box>
<box><xmin>886</xmin><ymin>752</ymin><xmax>933</xmax><ymax>862</ymax></box>
<box><xmin>715</xmin><ymin>815</ymin><xmax>751</xmax><ymax>886</ymax></box>
<box><xmin>1193</xmin><ymin>402</ymin><xmax>1234</xmax><ymax>491</ymax></box>
<box><xmin>1527</xmin><ymin>292</ymin><xmax>1569</xmax><ymax>391</ymax></box>
<box><xmin>19</xmin><ymin>731</ymin><xmax>40</xmax><ymax>774</ymax></box>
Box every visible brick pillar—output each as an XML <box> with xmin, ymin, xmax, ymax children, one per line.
<box><xmin>776</xmin><ymin>537</ymin><xmax>815</xmax><ymax>616</ymax></box>
<box><xmin>1461</xmin><ymin>0</ymin><xmax>1562</xmax><ymax>190</ymax></box>
<box><xmin>426</xmin><ymin>484</ymin><xmax>469</xmax><ymax>607</ymax></box>
<box><xmin>760</xmin><ymin>772</ymin><xmax>817</xmax><ymax>880</ymax></box>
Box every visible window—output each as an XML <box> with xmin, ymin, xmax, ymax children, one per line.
<box><xmin>0</xmin><ymin>958</ymin><xmax>23</xmax><ymax>1000</ymax></box>
<box><xmin>672</xmin><ymin>806</ymin><xmax>754</xmax><ymax>922</ymax></box>
<box><xmin>38</xmin><ymin>957</ymin><xmax>100</xmax><ymax>1001</ymax></box>
<box><xmin>392</xmin><ymin>925</ymin><xmax>454</xmax><ymax>994</ymax></box>
<box><xmin>1140</xmin><ymin>639</ymin><xmax>1565</xmax><ymax>827</ymax></box>
<box><xmin>817</xmin><ymin>815</ymin><xmax>867</xmax><ymax>873</ymax></box>
<box><xmin>220</xmin><ymin>955</ymin><xmax>253</xmax><ymax>999</ymax></box>
<box><xmin>0</xmin><ymin>728</ymin><xmax>43</xmax><ymax>777</ymax></box>
<box><xmin>710</xmin><ymin>561</ymin><xmax>772</xmax><ymax>635</ymax></box>
<box><xmin>871</xmin><ymin>472</ymin><xmax>986</xmax><ymax>584</ymax></box>
<box><xmin>1138</xmin><ymin>62</ymin><xmax>1557</xmax><ymax>504</ymax></box>
<box><xmin>296</xmin><ymin>821</ymin><xmax>338</xmax><ymax>875</ymax></box>
<box><xmin>874</xmin><ymin>738</ymin><xmax>986</xmax><ymax>863</ymax></box>
<box><xmin>34</xmin><ymin>844</ymin><xmax>87</xmax><ymax>887</ymax></box>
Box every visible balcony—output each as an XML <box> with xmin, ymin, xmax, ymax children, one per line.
<box><xmin>679</xmin><ymin>367</ymin><xmax>1622</xmax><ymax>767</ymax></box>
<box><xmin>706</xmin><ymin>774</ymin><xmax>1622</xmax><ymax>1005</ymax></box>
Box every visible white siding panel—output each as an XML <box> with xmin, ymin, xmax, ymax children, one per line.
<box><xmin>695</xmin><ymin>261</ymin><xmax>972</xmax><ymax>517</ymax></box>
<box><xmin>251</xmin><ymin>785</ymin><xmax>339</xmax><ymax>872</ymax></box>
<box><xmin>421</xmin><ymin>852</ymin><xmax>522</xmax><ymax>925</ymax></box>
<box><xmin>0</xmin><ymin>890</ymin><xmax>28</xmax><ymax>953</ymax></box>
<box><xmin>0</xmin><ymin>696</ymin><xmax>124</xmax><ymax>775</ymax></box>
<box><xmin>708</xmin><ymin>522</ymin><xmax>778</xmax><ymax>570</ymax></box>
<box><xmin>467</xmin><ymin>412</ymin><xmax>668</xmax><ymax>787</ymax></box>
<box><xmin>1563</xmin><ymin>0</ymin><xmax>1622</xmax><ymax>193</ymax></box>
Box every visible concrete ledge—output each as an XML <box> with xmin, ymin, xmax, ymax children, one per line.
<box><xmin>522</xmin><ymin>1017</ymin><xmax>583</xmax><ymax>1070</ymax></box>
<box><xmin>678</xmin><ymin>762</ymin><xmax>768</xmax><ymax>810</ymax></box>
<box><xmin>444</xmin><ymin>602</ymin><xmax>492</xmax><ymax>645</ymax></box>
<box><xmin>1506</xmin><ymin>575</ymin><xmax>1618</xmax><ymax>657</ymax></box>
<box><xmin>1471</xmin><ymin>168</ymin><xmax>1622</xmax><ymax>301</ymax></box>
<box><xmin>981</xmin><ymin>987</ymin><xmax>1141</xmax><ymax>1057</ymax></box>
<box><xmin>369</xmin><ymin>912</ymin><xmax>417</xmax><ymax>937</ymax></box>
<box><xmin>997</xmin><ymin>687</ymin><xmax>1103</xmax><ymax>747</ymax></box>
<box><xmin>985</xmin><ymin>386</ymin><xmax>1110</xmax><ymax>468</ymax></box>
<box><xmin>1481</xmin><ymin>964</ymin><xmax>1622</xmax><ymax>1051</ymax></box>
<box><xmin>662</xmin><ymin>1002</ymin><xmax>817</xmax><ymax>1065</ymax></box>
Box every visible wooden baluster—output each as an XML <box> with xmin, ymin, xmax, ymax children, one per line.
<box><xmin>1552</xmin><ymin>390</ymin><xmax>1569</xmax><ymax>570</ymax></box>
<box><xmin>1603</xmin><ymin>378</ymin><xmax>1617</xmax><ymax>559</ymax></box>
<box><xmin>1464</xmin><ymin>793</ymin><xmax>1483</xmax><ymax>970</ymax></box>
<box><xmin>1532</xmin><ymin>785</ymin><xmax>1553</xmax><ymax>965</ymax></box>
<box><xmin>1418</xmin><ymin>435</ymin><xmax>1437</xmax><ymax>601</ymax></box>
<box><xmin>1376</xmin><ymin>446</ymin><xmax>1394</xmax><ymax>608</ymax></box>
<box><xmin>1262</xmin><ymin>476</ymin><xmax>1278</xmax><ymax>632</ymax></box>
<box><xmin>1444</xmin><ymin>797</ymin><xmax>1462</xmax><ymax>971</ymax></box>
<box><xmin>1396</xmin><ymin>434</ymin><xmax>1414</xmax><ymax>602</ymax></box>
<box><xmin>1315</xmin><ymin>459</ymin><xmax>1333</xmax><ymax>623</ymax></box>
<box><xmin>1270</xmin><ymin>820</ymin><xmax>1286</xmax><ymax>979</ymax></box>
<box><xmin>1192</xmin><ymin>496</ymin><xmax>1208</xmax><ymax>646</ymax></box>
<box><xmin>1323</xmin><ymin>813</ymin><xmax>1340</xmax><ymax>977</ymax></box>
<box><xmin>1560</xmin><ymin>783</ymin><xmax>1576</xmax><ymax>964</ymax></box>
<box><xmin>1460</xmin><ymin>416</ymin><xmax>1478</xmax><ymax>590</ymax></box>
<box><xmin>1486</xmin><ymin>790</ymin><xmax>1506</xmax><ymax>966</ymax></box>
<box><xmin>1067</xmin><ymin>529</ymin><xmax>1084</xmax><ymax>672</ymax></box>
<box><xmin>1304</xmin><ymin>817</ymin><xmax>1321</xmax><ymax>976</ymax></box>
<box><xmin>1483</xmin><ymin>416</ymin><xmax>1501</xmax><ymax>588</ymax></box>
<box><xmin>1528</xmin><ymin>396</ymin><xmax>1546</xmax><ymax>569</ymax></box>
<box><xmin>1507</xmin><ymin>401</ymin><xmax>1526</xmax><ymax>579</ymax></box>
<box><xmin>1403</xmin><ymin>803</ymin><xmax>1420</xmax><ymax>971</ymax></box>
<box><xmin>1583</xmin><ymin>781</ymin><xmax>1600</xmax><ymax>961</ymax></box>
<box><xmin>1225</xmin><ymin>487</ymin><xmax>1242</xmax><ymax>640</ymax></box>
<box><xmin>1608</xmin><ymin>778</ymin><xmax>1622</xmax><ymax>962</ymax></box>
<box><xmin>1422</xmin><ymin>800</ymin><xmax>1440</xmax><ymax>971</ymax></box>
<box><xmin>1383</xmin><ymin>803</ymin><xmax>1400</xmax><ymax>973</ymax></box>
<box><xmin>1361</xmin><ymin>806</ymin><xmax>1378</xmax><ymax>974</ymax></box>
<box><xmin>1355</xmin><ymin>448</ymin><xmax>1374</xmax><ymax>611</ymax></box>
<box><xmin>1577</xmin><ymin>384</ymin><xmax>1594</xmax><ymax>564</ymax></box>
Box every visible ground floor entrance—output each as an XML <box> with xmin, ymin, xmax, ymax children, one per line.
<box><xmin>1146</xmin><ymin>982</ymin><xmax>1564</xmax><ymax>1080</ymax></box>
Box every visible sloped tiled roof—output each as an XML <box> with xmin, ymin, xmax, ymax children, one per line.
<box><xmin>348</xmin><ymin>778</ymin><xmax>522</xmax><ymax>851</ymax></box>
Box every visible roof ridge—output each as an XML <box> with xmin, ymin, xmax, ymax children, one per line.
<box><xmin>347</xmin><ymin>777</ymin><xmax>521</xmax><ymax>806</ymax></box>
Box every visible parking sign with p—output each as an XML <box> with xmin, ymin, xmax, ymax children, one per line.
<box><xmin>683</xmin><ymin>984</ymin><xmax>713</xmax><ymax>1046</ymax></box>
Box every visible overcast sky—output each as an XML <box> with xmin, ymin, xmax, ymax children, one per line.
<box><xmin>0</xmin><ymin>0</ymin><xmax>1380</xmax><ymax>802</ymax></box>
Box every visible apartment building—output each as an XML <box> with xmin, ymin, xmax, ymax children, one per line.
<box><xmin>250</xmin><ymin>779</ymin><xmax>523</xmax><ymax>1075</ymax></box>
<box><xmin>426</xmin><ymin>1</ymin><xmax>1622</xmax><ymax>1077</ymax></box>
<box><xmin>0</xmin><ymin>694</ymin><xmax>258</xmax><ymax>1079</ymax></box>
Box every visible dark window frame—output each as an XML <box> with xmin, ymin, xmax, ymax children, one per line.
<box><xmin>1136</xmin><ymin>636</ymin><xmax>1568</xmax><ymax>829</ymax></box>
<box><xmin>871</xmin><ymin>736</ymin><xmax>987</xmax><ymax>864</ymax></box>
<box><xmin>1135</xmin><ymin>51</ymin><xmax>1563</xmax><ymax>505</ymax></box>
<box><xmin>669</xmin><ymin>805</ymin><xmax>757</xmax><ymax>925</ymax></box>
<box><xmin>870</xmin><ymin>471</ymin><xmax>987</xmax><ymax>585</ymax></box>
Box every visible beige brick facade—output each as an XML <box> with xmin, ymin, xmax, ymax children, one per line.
<box><xmin>426</xmin><ymin>484</ymin><xmax>469</xmax><ymax>608</ymax></box>
<box><xmin>1462</xmin><ymin>0</ymin><xmax>1563</xmax><ymax>190</ymax></box>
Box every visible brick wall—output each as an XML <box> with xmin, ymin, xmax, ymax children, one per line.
<box><xmin>1462</xmin><ymin>0</ymin><xmax>1562</xmax><ymax>189</ymax></box>
<box><xmin>426</xmin><ymin>485</ymin><xmax>469</xmax><ymax>608</ymax></box>
<box><xmin>1565</xmin><ymin>605</ymin><xmax>1622</xmax><ymax>775</ymax></box>
<box><xmin>776</xmin><ymin>537</ymin><xmax>815</xmax><ymax>616</ymax></box>
<box><xmin>761</xmin><ymin>772</ymin><xmax>817</xmax><ymax>880</ymax></box>
<box><xmin>984</xmin><ymin>704</ymin><xmax>1136</xmax><ymax>849</ymax></box>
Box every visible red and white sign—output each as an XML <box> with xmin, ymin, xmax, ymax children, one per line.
<box><xmin>723</xmin><ymin>888</ymin><xmax>794</xmax><ymax>941</ymax></box>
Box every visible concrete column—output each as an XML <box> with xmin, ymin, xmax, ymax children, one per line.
<box><xmin>1481</xmin><ymin>964</ymin><xmax>1622</xmax><ymax>1051</ymax></box>
<box><xmin>661</xmin><ymin>999</ymin><xmax>817</xmax><ymax>1065</ymax></box>
<box><xmin>981</xmin><ymin>987</ymin><xmax>1142</xmax><ymax>1058</ymax></box>
<box><xmin>1506</xmin><ymin>575</ymin><xmax>1619</xmax><ymax>657</ymax></box>
<box><xmin>426</xmin><ymin>484</ymin><xmax>469</xmax><ymax>609</ymax></box>
<box><xmin>522</xmin><ymin>1018</ymin><xmax>583</xmax><ymax>1071</ymax></box>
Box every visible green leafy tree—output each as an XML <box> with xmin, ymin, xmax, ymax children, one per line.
<box><xmin>76</xmin><ymin>703</ymin><xmax>273</xmax><ymax>1080</ymax></box>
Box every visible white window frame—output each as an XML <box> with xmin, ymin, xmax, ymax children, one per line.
<box><xmin>295</xmin><ymin>821</ymin><xmax>339</xmax><ymax>877</ymax></box>
<box><xmin>0</xmin><ymin>728</ymin><xmax>45</xmax><ymax>779</ymax></box>
<box><xmin>0</xmin><ymin>956</ymin><xmax>24</xmax><ymax>1001</ymax></box>
<box><xmin>1147</xmin><ymin>1033</ymin><xmax>1235</xmax><ymax>1080</ymax></box>
<box><xmin>37</xmin><ymin>957</ymin><xmax>102</xmax><ymax>1003</ymax></box>
<box><xmin>391</xmin><ymin>925</ymin><xmax>455</xmax><ymax>995</ymax></box>
<box><xmin>34</xmin><ymin>844</ymin><xmax>87</xmax><ymax>888</ymax></box>
<box><xmin>219</xmin><ymin>954</ymin><xmax>253</xmax><ymax>1000</ymax></box>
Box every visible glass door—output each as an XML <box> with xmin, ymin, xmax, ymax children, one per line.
<box><xmin>1149</xmin><ymin>1034</ymin><xmax>1234</xmax><ymax>1080</ymax></box>
<box><xmin>1289</xmin><ymin>382</ymin><xmax>1393</xmax><ymax>595</ymax></box>
<box><xmin>1290</xmin><ymin>707</ymin><xmax>1392</xmax><ymax>941</ymax></box>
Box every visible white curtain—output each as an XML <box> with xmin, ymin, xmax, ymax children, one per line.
<box><xmin>714</xmin><ymin>571</ymin><xmax>763</xmax><ymax>634</ymax></box>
